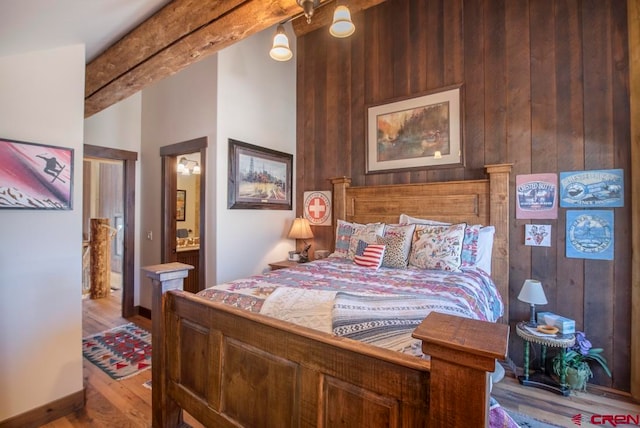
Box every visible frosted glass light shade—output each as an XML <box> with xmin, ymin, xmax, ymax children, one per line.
<box><xmin>330</xmin><ymin>5</ymin><xmax>355</xmax><ymax>38</ymax></box>
<box><xmin>517</xmin><ymin>279</ymin><xmax>548</xmax><ymax>305</ymax></box>
<box><xmin>270</xmin><ymin>25</ymin><xmax>293</xmax><ymax>61</ymax></box>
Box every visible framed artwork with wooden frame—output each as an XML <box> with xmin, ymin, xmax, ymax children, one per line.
<box><xmin>0</xmin><ymin>137</ymin><xmax>74</xmax><ymax>209</ymax></box>
<box><xmin>227</xmin><ymin>139</ymin><xmax>293</xmax><ymax>210</ymax></box>
<box><xmin>366</xmin><ymin>85</ymin><xmax>463</xmax><ymax>173</ymax></box>
<box><xmin>176</xmin><ymin>189</ymin><xmax>186</xmax><ymax>221</ymax></box>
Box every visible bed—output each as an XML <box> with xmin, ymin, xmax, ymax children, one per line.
<box><xmin>144</xmin><ymin>164</ymin><xmax>512</xmax><ymax>428</ymax></box>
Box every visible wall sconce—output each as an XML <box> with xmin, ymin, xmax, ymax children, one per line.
<box><xmin>517</xmin><ymin>279</ymin><xmax>548</xmax><ymax>327</ymax></box>
<box><xmin>288</xmin><ymin>217</ymin><xmax>314</xmax><ymax>262</ymax></box>
<box><xmin>177</xmin><ymin>157</ymin><xmax>201</xmax><ymax>176</ymax></box>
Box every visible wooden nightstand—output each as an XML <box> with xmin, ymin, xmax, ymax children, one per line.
<box><xmin>268</xmin><ymin>260</ymin><xmax>300</xmax><ymax>271</ymax></box>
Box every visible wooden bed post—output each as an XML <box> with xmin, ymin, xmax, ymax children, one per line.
<box><xmin>330</xmin><ymin>177</ymin><xmax>351</xmax><ymax>218</ymax></box>
<box><xmin>142</xmin><ymin>262</ymin><xmax>193</xmax><ymax>428</ymax></box>
<box><xmin>485</xmin><ymin>164</ymin><xmax>512</xmax><ymax>323</ymax></box>
<box><xmin>413</xmin><ymin>312</ymin><xmax>509</xmax><ymax>428</ymax></box>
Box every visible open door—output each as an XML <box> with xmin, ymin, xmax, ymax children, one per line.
<box><xmin>83</xmin><ymin>144</ymin><xmax>137</xmax><ymax>318</ymax></box>
<box><xmin>160</xmin><ymin>137</ymin><xmax>207</xmax><ymax>293</ymax></box>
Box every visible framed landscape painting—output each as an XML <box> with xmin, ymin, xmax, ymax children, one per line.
<box><xmin>0</xmin><ymin>138</ymin><xmax>74</xmax><ymax>209</ymax></box>
<box><xmin>227</xmin><ymin>139</ymin><xmax>292</xmax><ymax>210</ymax></box>
<box><xmin>366</xmin><ymin>85</ymin><xmax>463</xmax><ymax>173</ymax></box>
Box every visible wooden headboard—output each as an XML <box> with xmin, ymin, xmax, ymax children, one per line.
<box><xmin>331</xmin><ymin>164</ymin><xmax>512</xmax><ymax>323</ymax></box>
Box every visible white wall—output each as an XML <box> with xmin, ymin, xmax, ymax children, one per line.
<box><xmin>139</xmin><ymin>54</ymin><xmax>218</xmax><ymax>309</ymax></box>
<box><xmin>84</xmin><ymin>94</ymin><xmax>143</xmax><ymax>304</ymax></box>
<box><xmin>215</xmin><ymin>23</ymin><xmax>297</xmax><ymax>283</ymax></box>
<box><xmin>0</xmin><ymin>45</ymin><xmax>85</xmax><ymax>421</ymax></box>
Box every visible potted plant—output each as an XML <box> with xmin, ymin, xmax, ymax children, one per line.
<box><xmin>552</xmin><ymin>331</ymin><xmax>612</xmax><ymax>391</ymax></box>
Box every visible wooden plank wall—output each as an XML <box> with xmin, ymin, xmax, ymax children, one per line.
<box><xmin>295</xmin><ymin>0</ymin><xmax>631</xmax><ymax>391</ymax></box>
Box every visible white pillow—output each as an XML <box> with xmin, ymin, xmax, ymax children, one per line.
<box><xmin>476</xmin><ymin>226</ymin><xmax>495</xmax><ymax>274</ymax></box>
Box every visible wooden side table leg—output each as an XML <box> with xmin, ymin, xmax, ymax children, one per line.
<box><xmin>523</xmin><ymin>340</ymin><xmax>530</xmax><ymax>380</ymax></box>
<box><xmin>560</xmin><ymin>348</ymin><xmax>567</xmax><ymax>387</ymax></box>
<box><xmin>541</xmin><ymin>345</ymin><xmax>547</xmax><ymax>372</ymax></box>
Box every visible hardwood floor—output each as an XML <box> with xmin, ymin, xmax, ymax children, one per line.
<box><xmin>42</xmin><ymin>291</ymin><xmax>639</xmax><ymax>427</ymax></box>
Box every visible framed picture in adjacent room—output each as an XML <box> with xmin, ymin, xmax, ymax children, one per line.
<box><xmin>366</xmin><ymin>85</ymin><xmax>463</xmax><ymax>173</ymax></box>
<box><xmin>227</xmin><ymin>139</ymin><xmax>292</xmax><ymax>210</ymax></box>
<box><xmin>0</xmin><ymin>137</ymin><xmax>74</xmax><ymax>209</ymax></box>
<box><xmin>176</xmin><ymin>189</ymin><xmax>186</xmax><ymax>221</ymax></box>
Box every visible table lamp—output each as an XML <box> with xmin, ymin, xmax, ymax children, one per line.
<box><xmin>288</xmin><ymin>217</ymin><xmax>314</xmax><ymax>262</ymax></box>
<box><xmin>517</xmin><ymin>279</ymin><xmax>548</xmax><ymax>327</ymax></box>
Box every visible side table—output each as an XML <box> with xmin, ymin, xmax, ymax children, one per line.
<box><xmin>515</xmin><ymin>321</ymin><xmax>575</xmax><ymax>396</ymax></box>
<box><xmin>268</xmin><ymin>260</ymin><xmax>300</xmax><ymax>271</ymax></box>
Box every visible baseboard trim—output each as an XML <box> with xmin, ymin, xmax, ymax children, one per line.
<box><xmin>0</xmin><ymin>388</ymin><xmax>85</xmax><ymax>428</ymax></box>
<box><xmin>137</xmin><ymin>305</ymin><xmax>151</xmax><ymax>319</ymax></box>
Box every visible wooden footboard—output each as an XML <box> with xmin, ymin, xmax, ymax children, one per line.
<box><xmin>144</xmin><ymin>264</ymin><xmax>509</xmax><ymax>428</ymax></box>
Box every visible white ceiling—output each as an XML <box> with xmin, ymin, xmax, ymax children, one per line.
<box><xmin>0</xmin><ymin>0</ymin><xmax>171</xmax><ymax>62</ymax></box>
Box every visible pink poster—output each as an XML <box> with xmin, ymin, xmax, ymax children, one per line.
<box><xmin>516</xmin><ymin>173</ymin><xmax>558</xmax><ymax>219</ymax></box>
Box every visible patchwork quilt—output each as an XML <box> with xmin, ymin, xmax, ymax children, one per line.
<box><xmin>197</xmin><ymin>257</ymin><xmax>504</xmax><ymax>353</ymax></box>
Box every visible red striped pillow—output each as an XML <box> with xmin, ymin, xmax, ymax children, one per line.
<box><xmin>353</xmin><ymin>244</ymin><xmax>386</xmax><ymax>269</ymax></box>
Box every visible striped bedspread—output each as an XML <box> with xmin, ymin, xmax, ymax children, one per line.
<box><xmin>197</xmin><ymin>257</ymin><xmax>503</xmax><ymax>341</ymax></box>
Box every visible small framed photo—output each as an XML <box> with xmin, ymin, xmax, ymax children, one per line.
<box><xmin>227</xmin><ymin>139</ymin><xmax>292</xmax><ymax>210</ymax></box>
<box><xmin>176</xmin><ymin>189</ymin><xmax>186</xmax><ymax>221</ymax></box>
<box><xmin>0</xmin><ymin>137</ymin><xmax>74</xmax><ymax>210</ymax></box>
<box><xmin>525</xmin><ymin>224</ymin><xmax>551</xmax><ymax>247</ymax></box>
<box><xmin>366</xmin><ymin>85</ymin><xmax>463</xmax><ymax>173</ymax></box>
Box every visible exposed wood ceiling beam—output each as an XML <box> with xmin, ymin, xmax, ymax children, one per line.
<box><xmin>85</xmin><ymin>0</ymin><xmax>385</xmax><ymax>117</ymax></box>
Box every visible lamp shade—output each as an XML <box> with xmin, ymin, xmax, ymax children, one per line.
<box><xmin>330</xmin><ymin>5</ymin><xmax>355</xmax><ymax>38</ymax></box>
<box><xmin>517</xmin><ymin>279</ymin><xmax>548</xmax><ymax>305</ymax></box>
<box><xmin>288</xmin><ymin>217</ymin><xmax>314</xmax><ymax>240</ymax></box>
<box><xmin>270</xmin><ymin>24</ymin><xmax>293</xmax><ymax>61</ymax></box>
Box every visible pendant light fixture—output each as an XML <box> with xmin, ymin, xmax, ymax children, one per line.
<box><xmin>329</xmin><ymin>5</ymin><xmax>355</xmax><ymax>38</ymax></box>
<box><xmin>269</xmin><ymin>24</ymin><xmax>293</xmax><ymax>61</ymax></box>
<box><xmin>269</xmin><ymin>1</ymin><xmax>355</xmax><ymax>62</ymax></box>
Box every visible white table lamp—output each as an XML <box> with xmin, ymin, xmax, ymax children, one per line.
<box><xmin>517</xmin><ymin>279</ymin><xmax>547</xmax><ymax>327</ymax></box>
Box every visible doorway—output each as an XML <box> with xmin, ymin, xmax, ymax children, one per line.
<box><xmin>160</xmin><ymin>137</ymin><xmax>207</xmax><ymax>292</ymax></box>
<box><xmin>83</xmin><ymin>144</ymin><xmax>138</xmax><ymax>317</ymax></box>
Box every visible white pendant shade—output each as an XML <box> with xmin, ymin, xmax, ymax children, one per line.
<box><xmin>330</xmin><ymin>5</ymin><xmax>355</xmax><ymax>38</ymax></box>
<box><xmin>270</xmin><ymin>25</ymin><xmax>293</xmax><ymax>61</ymax></box>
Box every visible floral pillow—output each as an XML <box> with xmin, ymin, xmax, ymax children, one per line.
<box><xmin>347</xmin><ymin>223</ymin><xmax>385</xmax><ymax>259</ymax></box>
<box><xmin>376</xmin><ymin>223</ymin><xmax>416</xmax><ymax>269</ymax></box>
<box><xmin>408</xmin><ymin>223</ymin><xmax>466</xmax><ymax>271</ymax></box>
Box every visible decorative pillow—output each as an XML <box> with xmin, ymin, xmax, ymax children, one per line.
<box><xmin>355</xmin><ymin>239</ymin><xmax>369</xmax><ymax>257</ymax></box>
<box><xmin>460</xmin><ymin>224</ymin><xmax>481</xmax><ymax>268</ymax></box>
<box><xmin>353</xmin><ymin>244</ymin><xmax>386</xmax><ymax>269</ymax></box>
<box><xmin>409</xmin><ymin>223</ymin><xmax>466</xmax><ymax>271</ymax></box>
<box><xmin>376</xmin><ymin>223</ymin><xmax>416</xmax><ymax>268</ymax></box>
<box><xmin>332</xmin><ymin>219</ymin><xmax>358</xmax><ymax>257</ymax></box>
<box><xmin>399</xmin><ymin>213</ymin><xmax>494</xmax><ymax>273</ymax></box>
<box><xmin>347</xmin><ymin>223</ymin><xmax>385</xmax><ymax>259</ymax></box>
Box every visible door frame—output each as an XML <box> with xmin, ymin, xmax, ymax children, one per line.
<box><xmin>84</xmin><ymin>144</ymin><xmax>138</xmax><ymax>318</ymax></box>
<box><xmin>160</xmin><ymin>137</ymin><xmax>207</xmax><ymax>291</ymax></box>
